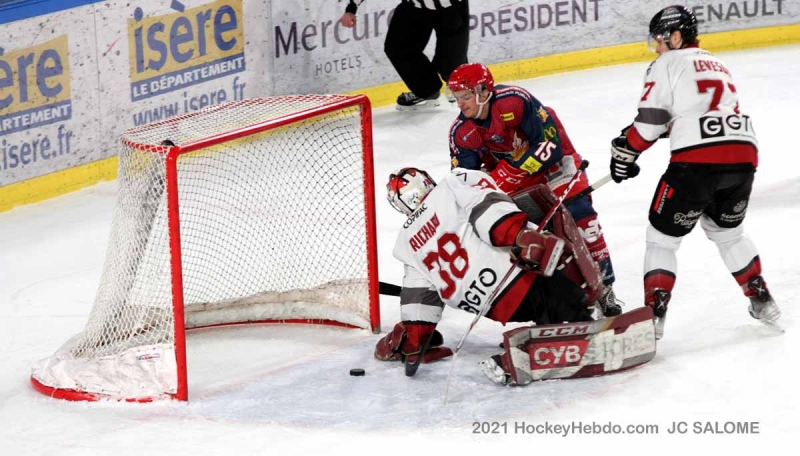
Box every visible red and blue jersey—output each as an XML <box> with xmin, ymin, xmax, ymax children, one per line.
<box><xmin>448</xmin><ymin>85</ymin><xmax>568</xmax><ymax>175</ymax></box>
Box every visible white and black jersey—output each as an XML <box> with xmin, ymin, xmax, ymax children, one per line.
<box><xmin>627</xmin><ymin>45</ymin><xmax>758</xmax><ymax>166</ymax></box>
<box><xmin>392</xmin><ymin>169</ymin><xmax>535</xmax><ymax>328</ymax></box>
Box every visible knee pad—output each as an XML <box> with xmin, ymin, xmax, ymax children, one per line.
<box><xmin>701</xmin><ymin>215</ymin><xmax>744</xmax><ymax>245</ymax></box>
<box><xmin>646</xmin><ymin>224</ymin><xmax>682</xmax><ymax>251</ymax></box>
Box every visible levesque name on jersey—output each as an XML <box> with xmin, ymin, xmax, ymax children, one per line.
<box><xmin>392</xmin><ymin>169</ymin><xmax>527</xmax><ymax>317</ymax></box>
<box><xmin>636</xmin><ymin>47</ymin><xmax>758</xmax><ymax>160</ymax></box>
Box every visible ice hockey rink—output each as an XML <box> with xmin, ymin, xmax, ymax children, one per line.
<box><xmin>2</xmin><ymin>44</ymin><xmax>799</xmax><ymax>454</ymax></box>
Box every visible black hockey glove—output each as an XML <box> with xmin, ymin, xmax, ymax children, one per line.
<box><xmin>610</xmin><ymin>136</ymin><xmax>641</xmax><ymax>183</ymax></box>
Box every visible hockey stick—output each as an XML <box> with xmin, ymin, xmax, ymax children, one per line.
<box><xmin>562</xmin><ymin>173</ymin><xmax>612</xmax><ymax>206</ymax></box>
<box><xmin>379</xmin><ymin>281</ymin><xmax>402</xmax><ymax>296</ymax></box>
<box><xmin>443</xmin><ymin>160</ymin><xmax>590</xmax><ymax>404</ymax></box>
<box><xmin>404</xmin><ymin>329</ymin><xmax>436</xmax><ymax>377</ymax></box>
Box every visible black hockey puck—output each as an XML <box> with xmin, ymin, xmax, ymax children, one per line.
<box><xmin>350</xmin><ymin>368</ymin><xmax>365</xmax><ymax>377</ymax></box>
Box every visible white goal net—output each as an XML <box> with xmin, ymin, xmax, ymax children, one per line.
<box><xmin>31</xmin><ymin>95</ymin><xmax>380</xmax><ymax>401</ymax></box>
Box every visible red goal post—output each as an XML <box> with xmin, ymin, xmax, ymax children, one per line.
<box><xmin>31</xmin><ymin>95</ymin><xmax>380</xmax><ymax>402</ymax></box>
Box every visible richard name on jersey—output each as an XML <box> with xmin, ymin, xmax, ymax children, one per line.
<box><xmin>392</xmin><ymin>169</ymin><xmax>527</xmax><ymax>324</ymax></box>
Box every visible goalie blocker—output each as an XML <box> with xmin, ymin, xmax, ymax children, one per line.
<box><xmin>512</xmin><ymin>184</ymin><xmax>604</xmax><ymax>305</ymax></box>
<box><xmin>480</xmin><ymin>307</ymin><xmax>656</xmax><ymax>385</ymax></box>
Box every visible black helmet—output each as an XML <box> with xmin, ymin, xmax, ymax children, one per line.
<box><xmin>649</xmin><ymin>5</ymin><xmax>698</xmax><ymax>46</ymax></box>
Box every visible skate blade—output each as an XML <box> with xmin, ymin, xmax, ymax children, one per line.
<box><xmin>654</xmin><ymin>315</ymin><xmax>666</xmax><ymax>340</ymax></box>
<box><xmin>758</xmin><ymin>318</ymin><xmax>786</xmax><ymax>334</ymax></box>
<box><xmin>396</xmin><ymin>101</ymin><xmax>441</xmax><ymax>111</ymax></box>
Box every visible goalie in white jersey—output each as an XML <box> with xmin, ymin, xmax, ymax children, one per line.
<box><xmin>375</xmin><ymin>167</ymin><xmax>600</xmax><ymax>368</ymax></box>
<box><xmin>608</xmin><ymin>5</ymin><xmax>780</xmax><ymax>339</ymax></box>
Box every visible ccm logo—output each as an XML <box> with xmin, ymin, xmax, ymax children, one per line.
<box><xmin>530</xmin><ymin>340</ymin><xmax>589</xmax><ymax>370</ymax></box>
<box><xmin>532</xmin><ymin>325</ymin><xmax>590</xmax><ymax>338</ymax></box>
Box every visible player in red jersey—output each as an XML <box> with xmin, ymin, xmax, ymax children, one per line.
<box><xmin>447</xmin><ymin>62</ymin><xmax>622</xmax><ymax>318</ymax></box>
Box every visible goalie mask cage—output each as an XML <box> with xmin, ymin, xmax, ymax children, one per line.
<box><xmin>31</xmin><ymin>95</ymin><xmax>380</xmax><ymax>402</ymax></box>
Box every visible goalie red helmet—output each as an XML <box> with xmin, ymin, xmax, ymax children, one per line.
<box><xmin>447</xmin><ymin>63</ymin><xmax>494</xmax><ymax>94</ymax></box>
<box><xmin>387</xmin><ymin>168</ymin><xmax>436</xmax><ymax>215</ymax></box>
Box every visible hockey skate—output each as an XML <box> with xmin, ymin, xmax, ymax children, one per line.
<box><xmin>396</xmin><ymin>91</ymin><xmax>441</xmax><ymax>111</ymax></box>
<box><xmin>479</xmin><ymin>354</ymin><xmax>511</xmax><ymax>385</ymax></box>
<box><xmin>745</xmin><ymin>276</ymin><xmax>782</xmax><ymax>331</ymax></box>
<box><xmin>596</xmin><ymin>286</ymin><xmax>624</xmax><ymax>317</ymax></box>
<box><xmin>647</xmin><ymin>289</ymin><xmax>670</xmax><ymax>340</ymax></box>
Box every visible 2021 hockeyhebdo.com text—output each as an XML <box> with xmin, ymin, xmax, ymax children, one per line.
<box><xmin>471</xmin><ymin>421</ymin><xmax>761</xmax><ymax>436</ymax></box>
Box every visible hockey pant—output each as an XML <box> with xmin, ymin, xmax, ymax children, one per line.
<box><xmin>646</xmin><ymin>163</ymin><xmax>763</xmax><ymax>300</ymax></box>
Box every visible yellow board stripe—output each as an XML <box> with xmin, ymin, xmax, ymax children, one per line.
<box><xmin>0</xmin><ymin>157</ymin><xmax>118</xmax><ymax>212</ymax></box>
<box><xmin>2</xmin><ymin>23</ymin><xmax>799</xmax><ymax>213</ymax></box>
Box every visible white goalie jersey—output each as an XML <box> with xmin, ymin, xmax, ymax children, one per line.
<box><xmin>392</xmin><ymin>169</ymin><xmax>528</xmax><ymax>326</ymax></box>
<box><xmin>629</xmin><ymin>46</ymin><xmax>758</xmax><ymax>165</ymax></box>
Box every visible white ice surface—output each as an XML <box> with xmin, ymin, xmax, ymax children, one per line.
<box><xmin>2</xmin><ymin>45</ymin><xmax>799</xmax><ymax>454</ymax></box>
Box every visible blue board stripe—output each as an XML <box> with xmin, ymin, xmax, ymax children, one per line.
<box><xmin>0</xmin><ymin>0</ymin><xmax>105</xmax><ymax>25</ymax></box>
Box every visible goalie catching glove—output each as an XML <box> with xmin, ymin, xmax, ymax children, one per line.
<box><xmin>374</xmin><ymin>322</ymin><xmax>453</xmax><ymax>364</ymax></box>
<box><xmin>511</xmin><ymin>228</ymin><xmax>565</xmax><ymax>277</ymax></box>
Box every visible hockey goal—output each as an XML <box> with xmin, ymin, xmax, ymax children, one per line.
<box><xmin>31</xmin><ymin>95</ymin><xmax>380</xmax><ymax>402</ymax></box>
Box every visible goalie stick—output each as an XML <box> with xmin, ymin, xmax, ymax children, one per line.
<box><xmin>404</xmin><ymin>328</ymin><xmax>437</xmax><ymax>377</ymax></box>
<box><xmin>379</xmin><ymin>281</ymin><xmax>402</xmax><ymax>296</ymax></box>
<box><xmin>442</xmin><ymin>160</ymin><xmax>590</xmax><ymax>403</ymax></box>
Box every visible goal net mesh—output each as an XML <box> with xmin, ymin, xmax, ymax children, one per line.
<box><xmin>32</xmin><ymin>96</ymin><xmax>375</xmax><ymax>399</ymax></box>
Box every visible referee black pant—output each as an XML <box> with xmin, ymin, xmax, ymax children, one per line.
<box><xmin>384</xmin><ymin>1</ymin><xmax>470</xmax><ymax>98</ymax></box>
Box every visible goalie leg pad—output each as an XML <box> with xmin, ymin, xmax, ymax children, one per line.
<box><xmin>482</xmin><ymin>307</ymin><xmax>656</xmax><ymax>386</ymax></box>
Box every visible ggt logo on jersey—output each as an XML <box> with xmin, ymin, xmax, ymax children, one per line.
<box><xmin>128</xmin><ymin>0</ymin><xmax>245</xmax><ymax>101</ymax></box>
<box><xmin>0</xmin><ymin>36</ymin><xmax>71</xmax><ymax>136</ymax></box>
<box><xmin>699</xmin><ymin>114</ymin><xmax>755</xmax><ymax>140</ymax></box>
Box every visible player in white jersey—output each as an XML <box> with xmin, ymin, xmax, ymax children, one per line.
<box><xmin>608</xmin><ymin>5</ymin><xmax>780</xmax><ymax>339</ymax></box>
<box><xmin>375</xmin><ymin>167</ymin><xmax>599</xmax><ymax>367</ymax></box>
